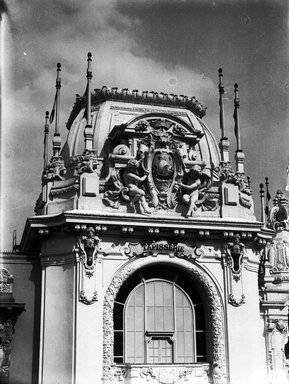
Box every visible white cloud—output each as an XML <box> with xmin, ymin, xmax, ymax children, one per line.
<box><xmin>1</xmin><ymin>0</ymin><xmax>216</xmax><ymax>250</ymax></box>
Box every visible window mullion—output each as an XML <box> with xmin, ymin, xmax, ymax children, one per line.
<box><xmin>144</xmin><ymin>281</ymin><xmax>147</xmax><ymax>364</ymax></box>
<box><xmin>173</xmin><ymin>283</ymin><xmax>176</xmax><ymax>363</ymax></box>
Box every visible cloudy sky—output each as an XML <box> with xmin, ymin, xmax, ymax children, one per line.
<box><xmin>1</xmin><ymin>0</ymin><xmax>289</xmax><ymax>251</ymax></box>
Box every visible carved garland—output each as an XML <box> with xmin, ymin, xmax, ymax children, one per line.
<box><xmin>102</xmin><ymin>262</ymin><xmax>227</xmax><ymax>384</ymax></box>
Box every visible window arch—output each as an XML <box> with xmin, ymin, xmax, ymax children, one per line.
<box><xmin>113</xmin><ymin>265</ymin><xmax>207</xmax><ymax>364</ymax></box>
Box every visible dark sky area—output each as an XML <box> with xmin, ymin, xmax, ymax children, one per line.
<box><xmin>1</xmin><ymin>0</ymin><xmax>289</xmax><ymax>250</ymax></box>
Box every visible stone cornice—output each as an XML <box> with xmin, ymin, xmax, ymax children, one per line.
<box><xmin>19</xmin><ymin>210</ymin><xmax>274</xmax><ymax>254</ymax></box>
<box><xmin>66</xmin><ymin>87</ymin><xmax>207</xmax><ymax>130</ymax></box>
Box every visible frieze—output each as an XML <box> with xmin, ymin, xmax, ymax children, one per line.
<box><xmin>110</xmin><ymin>105</ymin><xmax>188</xmax><ymax>116</ymax></box>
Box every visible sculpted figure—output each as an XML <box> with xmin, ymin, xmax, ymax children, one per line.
<box><xmin>178</xmin><ymin>158</ymin><xmax>206</xmax><ymax>217</ymax></box>
<box><xmin>80</xmin><ymin>226</ymin><xmax>100</xmax><ymax>267</ymax></box>
<box><xmin>227</xmin><ymin>234</ymin><xmax>244</xmax><ymax>276</ymax></box>
<box><xmin>123</xmin><ymin>159</ymin><xmax>150</xmax><ymax>214</ymax></box>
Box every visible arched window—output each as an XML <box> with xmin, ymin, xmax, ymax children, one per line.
<box><xmin>114</xmin><ymin>266</ymin><xmax>207</xmax><ymax>364</ymax></box>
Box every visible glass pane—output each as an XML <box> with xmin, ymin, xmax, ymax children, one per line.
<box><xmin>147</xmin><ymin>338</ymin><xmax>173</xmax><ymax>364</ymax></box>
<box><xmin>164</xmin><ymin>307</ymin><xmax>173</xmax><ymax>330</ymax></box>
<box><xmin>126</xmin><ymin>306</ymin><xmax>135</xmax><ymax>330</ymax></box>
<box><xmin>155</xmin><ymin>281</ymin><xmax>164</xmax><ymax>306</ymax></box>
<box><xmin>125</xmin><ymin>284</ymin><xmax>145</xmax><ymax>363</ymax></box>
<box><xmin>114</xmin><ymin>331</ymin><xmax>123</xmax><ymax>357</ymax></box>
<box><xmin>196</xmin><ymin>331</ymin><xmax>206</xmax><ymax>357</ymax></box>
<box><xmin>135</xmin><ymin>306</ymin><xmax>144</xmax><ymax>330</ymax></box>
<box><xmin>135</xmin><ymin>285</ymin><xmax>144</xmax><ymax>306</ymax></box>
<box><xmin>126</xmin><ymin>331</ymin><xmax>135</xmax><ymax>361</ymax></box>
<box><xmin>113</xmin><ymin>302</ymin><xmax>123</xmax><ymax>330</ymax></box>
<box><xmin>175</xmin><ymin>285</ymin><xmax>194</xmax><ymax>363</ymax></box>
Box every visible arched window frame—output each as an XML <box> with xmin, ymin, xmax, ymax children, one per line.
<box><xmin>113</xmin><ymin>268</ymin><xmax>207</xmax><ymax>365</ymax></box>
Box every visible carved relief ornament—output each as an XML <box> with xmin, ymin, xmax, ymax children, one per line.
<box><xmin>75</xmin><ymin>226</ymin><xmax>101</xmax><ymax>278</ymax></box>
<box><xmin>226</xmin><ymin>234</ymin><xmax>245</xmax><ymax>281</ymax></box>
<box><xmin>103</xmin><ymin>117</ymin><xmax>218</xmax><ymax>216</ymax></box>
<box><xmin>42</xmin><ymin>155</ymin><xmax>66</xmax><ymax>182</ymax></box>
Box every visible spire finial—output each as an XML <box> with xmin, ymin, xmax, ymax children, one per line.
<box><xmin>218</xmin><ymin>68</ymin><xmax>230</xmax><ymax>163</ymax></box>
<box><xmin>218</xmin><ymin>68</ymin><xmax>225</xmax><ymax>138</ymax></box>
<box><xmin>233</xmin><ymin>83</ymin><xmax>241</xmax><ymax>151</ymax></box>
<box><xmin>233</xmin><ymin>82</ymin><xmax>245</xmax><ymax>174</ymax></box>
<box><xmin>265</xmin><ymin>177</ymin><xmax>271</xmax><ymax>219</ymax></box>
<box><xmin>52</xmin><ymin>62</ymin><xmax>62</xmax><ymax>157</ymax></box>
<box><xmin>84</xmin><ymin>52</ymin><xmax>94</xmax><ymax>152</ymax></box>
<box><xmin>260</xmin><ymin>183</ymin><xmax>265</xmax><ymax>223</ymax></box>
<box><xmin>43</xmin><ymin>111</ymin><xmax>50</xmax><ymax>171</ymax></box>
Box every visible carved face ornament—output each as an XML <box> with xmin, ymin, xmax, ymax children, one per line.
<box><xmin>152</xmin><ymin>151</ymin><xmax>175</xmax><ymax>193</ymax></box>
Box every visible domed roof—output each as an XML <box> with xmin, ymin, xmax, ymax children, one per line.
<box><xmin>61</xmin><ymin>87</ymin><xmax>221</xmax><ymax>171</ymax></box>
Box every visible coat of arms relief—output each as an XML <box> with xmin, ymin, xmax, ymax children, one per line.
<box><xmin>103</xmin><ymin>116</ymin><xmax>218</xmax><ymax>216</ymax></box>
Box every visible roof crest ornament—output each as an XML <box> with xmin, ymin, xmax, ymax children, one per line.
<box><xmin>66</xmin><ymin>86</ymin><xmax>207</xmax><ymax>130</ymax></box>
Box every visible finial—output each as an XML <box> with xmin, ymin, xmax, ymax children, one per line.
<box><xmin>52</xmin><ymin>62</ymin><xmax>62</xmax><ymax>157</ymax></box>
<box><xmin>233</xmin><ymin>82</ymin><xmax>241</xmax><ymax>151</ymax></box>
<box><xmin>260</xmin><ymin>183</ymin><xmax>265</xmax><ymax>223</ymax></box>
<box><xmin>44</xmin><ymin>111</ymin><xmax>50</xmax><ymax>171</ymax></box>
<box><xmin>265</xmin><ymin>177</ymin><xmax>271</xmax><ymax>218</ymax></box>
<box><xmin>234</xmin><ymin>83</ymin><xmax>240</xmax><ymax>108</ymax></box>
<box><xmin>218</xmin><ymin>68</ymin><xmax>229</xmax><ymax>163</ymax></box>
<box><xmin>218</xmin><ymin>68</ymin><xmax>225</xmax><ymax>139</ymax></box>
<box><xmin>259</xmin><ymin>183</ymin><xmax>264</xmax><ymax>197</ymax></box>
<box><xmin>84</xmin><ymin>52</ymin><xmax>93</xmax><ymax>152</ymax></box>
<box><xmin>218</xmin><ymin>68</ymin><xmax>224</xmax><ymax>94</ymax></box>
